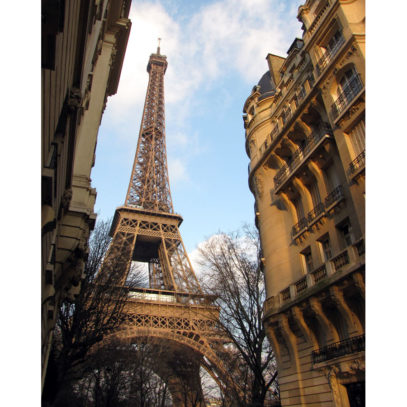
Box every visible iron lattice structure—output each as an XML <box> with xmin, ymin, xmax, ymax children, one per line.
<box><xmin>99</xmin><ymin>47</ymin><xmax>201</xmax><ymax>293</ymax></box>
<box><xmin>125</xmin><ymin>50</ymin><xmax>173</xmax><ymax>214</ymax></box>
<box><xmin>96</xmin><ymin>47</ymin><xmax>236</xmax><ymax>406</ymax></box>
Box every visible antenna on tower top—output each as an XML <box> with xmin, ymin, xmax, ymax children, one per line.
<box><xmin>157</xmin><ymin>37</ymin><xmax>161</xmax><ymax>55</ymax></box>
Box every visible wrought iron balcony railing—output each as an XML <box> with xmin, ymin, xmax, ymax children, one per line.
<box><xmin>325</xmin><ymin>185</ymin><xmax>345</xmax><ymax>209</ymax></box>
<box><xmin>315</xmin><ymin>34</ymin><xmax>345</xmax><ymax>77</ymax></box>
<box><xmin>308</xmin><ymin>202</ymin><xmax>325</xmax><ymax>224</ymax></box>
<box><xmin>331</xmin><ymin>74</ymin><xmax>364</xmax><ymax>119</ymax></box>
<box><xmin>274</xmin><ymin>125</ymin><xmax>332</xmax><ymax>190</ymax></box>
<box><xmin>292</xmin><ymin>217</ymin><xmax>308</xmax><ymax>238</ymax></box>
<box><xmin>349</xmin><ymin>150</ymin><xmax>365</xmax><ymax>176</ymax></box>
<box><xmin>312</xmin><ymin>334</ymin><xmax>365</xmax><ymax>364</ymax></box>
<box><xmin>290</xmin><ymin>186</ymin><xmax>345</xmax><ymax>241</ymax></box>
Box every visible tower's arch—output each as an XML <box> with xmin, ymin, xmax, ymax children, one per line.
<box><xmin>92</xmin><ymin>326</ymin><xmax>236</xmax><ymax>406</ymax></box>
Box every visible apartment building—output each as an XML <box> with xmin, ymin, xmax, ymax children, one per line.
<box><xmin>41</xmin><ymin>0</ymin><xmax>131</xmax><ymax>388</ymax></box>
<box><xmin>243</xmin><ymin>1</ymin><xmax>365</xmax><ymax>405</ymax></box>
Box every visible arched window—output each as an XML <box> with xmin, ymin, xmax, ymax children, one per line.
<box><xmin>339</xmin><ymin>68</ymin><xmax>357</xmax><ymax>93</ymax></box>
<box><xmin>332</xmin><ymin>66</ymin><xmax>363</xmax><ymax>118</ymax></box>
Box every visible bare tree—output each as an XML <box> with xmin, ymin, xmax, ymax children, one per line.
<box><xmin>198</xmin><ymin>226</ymin><xmax>279</xmax><ymax>407</ymax></box>
<box><xmin>72</xmin><ymin>337</ymin><xmax>174</xmax><ymax>407</ymax></box>
<box><xmin>42</xmin><ymin>218</ymin><xmax>144</xmax><ymax>406</ymax></box>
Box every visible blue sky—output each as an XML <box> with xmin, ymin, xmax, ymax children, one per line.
<box><xmin>91</xmin><ymin>0</ymin><xmax>304</xmax><ymax>256</ymax></box>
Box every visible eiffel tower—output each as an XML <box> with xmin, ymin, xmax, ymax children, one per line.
<box><xmin>96</xmin><ymin>44</ymin><xmax>233</xmax><ymax>406</ymax></box>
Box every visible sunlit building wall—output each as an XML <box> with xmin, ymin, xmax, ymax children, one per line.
<box><xmin>243</xmin><ymin>0</ymin><xmax>365</xmax><ymax>405</ymax></box>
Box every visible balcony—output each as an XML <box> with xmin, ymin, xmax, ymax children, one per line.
<box><xmin>305</xmin><ymin>0</ymin><xmax>333</xmax><ymax>39</ymax></box>
<box><xmin>274</xmin><ymin>125</ymin><xmax>332</xmax><ymax>192</ymax></box>
<box><xmin>290</xmin><ymin>185</ymin><xmax>345</xmax><ymax>240</ymax></box>
<box><xmin>310</xmin><ymin>264</ymin><xmax>327</xmax><ymax>283</ymax></box>
<box><xmin>331</xmin><ymin>74</ymin><xmax>364</xmax><ymax>120</ymax></box>
<box><xmin>325</xmin><ymin>185</ymin><xmax>345</xmax><ymax>210</ymax></box>
<box><xmin>281</xmin><ymin>287</ymin><xmax>291</xmax><ymax>302</ymax></box>
<box><xmin>295</xmin><ymin>276</ymin><xmax>308</xmax><ymax>294</ymax></box>
<box><xmin>315</xmin><ymin>34</ymin><xmax>345</xmax><ymax>77</ymax></box>
<box><xmin>312</xmin><ymin>334</ymin><xmax>365</xmax><ymax>364</ymax></box>
<box><xmin>348</xmin><ymin>150</ymin><xmax>365</xmax><ymax>178</ymax></box>
<box><xmin>263</xmin><ymin>240</ymin><xmax>365</xmax><ymax>316</ymax></box>
<box><xmin>264</xmin><ymin>240</ymin><xmax>365</xmax><ymax>315</ymax></box>
<box><xmin>307</xmin><ymin>202</ymin><xmax>325</xmax><ymax>225</ymax></box>
<box><xmin>292</xmin><ymin>217</ymin><xmax>308</xmax><ymax>239</ymax></box>
<box><xmin>331</xmin><ymin>249</ymin><xmax>350</xmax><ymax>272</ymax></box>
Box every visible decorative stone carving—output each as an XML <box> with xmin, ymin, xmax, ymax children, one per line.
<box><xmin>324</xmin><ymin>365</ymin><xmax>343</xmax><ymax>407</ymax></box>
<box><xmin>338</xmin><ymin>44</ymin><xmax>358</xmax><ymax>69</ymax></box>
<box><xmin>337</xmin><ymin>98</ymin><xmax>364</xmax><ymax>127</ymax></box>
<box><xmin>67</xmin><ymin>87</ymin><xmax>83</xmax><ymax>111</ymax></box>
<box><xmin>61</xmin><ymin>188</ymin><xmax>73</xmax><ymax>211</ymax></box>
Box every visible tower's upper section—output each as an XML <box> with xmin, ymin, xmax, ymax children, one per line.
<box><xmin>147</xmin><ymin>45</ymin><xmax>168</xmax><ymax>74</ymax></box>
<box><xmin>125</xmin><ymin>47</ymin><xmax>173</xmax><ymax>213</ymax></box>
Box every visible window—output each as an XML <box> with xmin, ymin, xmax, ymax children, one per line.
<box><xmin>298</xmin><ymin>83</ymin><xmax>306</xmax><ymax>101</ymax></box>
<box><xmin>308</xmin><ymin>181</ymin><xmax>324</xmax><ymax>221</ymax></box>
<box><xmin>41</xmin><ymin>0</ymin><xmax>65</xmax><ymax>69</ymax></box>
<box><xmin>292</xmin><ymin>197</ymin><xmax>307</xmax><ymax>236</ymax></box>
<box><xmin>348</xmin><ymin>120</ymin><xmax>365</xmax><ymax>158</ymax></box>
<box><xmin>318</xmin><ymin>234</ymin><xmax>332</xmax><ymax>261</ymax></box>
<box><xmin>326</xmin><ymin>30</ymin><xmax>343</xmax><ymax>54</ymax></box>
<box><xmin>45</xmin><ymin>268</ymin><xmax>53</xmax><ymax>285</ymax></box>
<box><xmin>337</xmin><ymin>219</ymin><xmax>353</xmax><ymax>248</ymax></box>
<box><xmin>324</xmin><ymin>164</ymin><xmax>340</xmax><ymax>192</ymax></box>
<box><xmin>294</xmin><ymin>198</ymin><xmax>305</xmax><ymax>220</ymax></box>
<box><xmin>301</xmin><ymin>247</ymin><xmax>314</xmax><ymax>273</ymax></box>
<box><xmin>308</xmin><ymin>73</ymin><xmax>315</xmax><ymax>88</ymax></box>
<box><xmin>270</xmin><ymin>122</ymin><xmax>279</xmax><ymax>139</ymax></box>
<box><xmin>292</xmin><ymin>96</ymin><xmax>298</xmax><ymax>109</ymax></box>
<box><xmin>339</xmin><ymin>68</ymin><xmax>357</xmax><ymax>92</ymax></box>
<box><xmin>332</xmin><ymin>67</ymin><xmax>363</xmax><ymax>118</ymax></box>
<box><xmin>310</xmin><ymin>182</ymin><xmax>321</xmax><ymax>207</ymax></box>
<box><xmin>282</xmin><ymin>107</ymin><xmax>292</xmax><ymax>125</ymax></box>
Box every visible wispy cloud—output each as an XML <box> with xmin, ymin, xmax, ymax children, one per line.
<box><xmin>168</xmin><ymin>157</ymin><xmax>189</xmax><ymax>184</ymax></box>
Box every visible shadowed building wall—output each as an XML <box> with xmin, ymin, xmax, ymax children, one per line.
<box><xmin>41</xmin><ymin>0</ymin><xmax>131</xmax><ymax>389</ymax></box>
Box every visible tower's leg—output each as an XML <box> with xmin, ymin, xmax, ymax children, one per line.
<box><xmin>166</xmin><ymin>359</ymin><xmax>205</xmax><ymax>407</ymax></box>
<box><xmin>97</xmin><ymin>231</ymin><xmax>136</xmax><ymax>285</ymax></box>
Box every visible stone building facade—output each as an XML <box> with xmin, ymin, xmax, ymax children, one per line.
<box><xmin>243</xmin><ymin>0</ymin><xmax>365</xmax><ymax>405</ymax></box>
<box><xmin>41</xmin><ymin>0</ymin><xmax>131</xmax><ymax>389</ymax></box>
